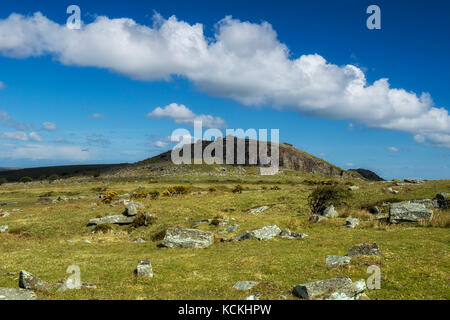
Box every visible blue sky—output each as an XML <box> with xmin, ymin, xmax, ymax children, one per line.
<box><xmin>0</xmin><ymin>0</ymin><xmax>449</xmax><ymax>179</ymax></box>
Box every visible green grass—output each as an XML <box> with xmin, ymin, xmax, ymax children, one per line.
<box><xmin>0</xmin><ymin>164</ymin><xmax>449</xmax><ymax>300</ymax></box>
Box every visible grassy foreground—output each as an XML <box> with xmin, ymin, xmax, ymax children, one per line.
<box><xmin>0</xmin><ymin>165</ymin><xmax>449</xmax><ymax>300</ymax></box>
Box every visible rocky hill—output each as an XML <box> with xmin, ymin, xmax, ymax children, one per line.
<box><xmin>138</xmin><ymin>137</ymin><xmax>357</xmax><ymax>177</ymax></box>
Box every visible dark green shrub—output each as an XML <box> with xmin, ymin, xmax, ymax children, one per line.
<box><xmin>48</xmin><ymin>174</ymin><xmax>59</xmax><ymax>182</ymax></box>
<box><xmin>131</xmin><ymin>213</ymin><xmax>157</xmax><ymax>228</ymax></box>
<box><xmin>307</xmin><ymin>185</ymin><xmax>351</xmax><ymax>215</ymax></box>
<box><xmin>0</xmin><ymin>177</ymin><xmax>7</xmax><ymax>185</ymax></box>
<box><xmin>20</xmin><ymin>176</ymin><xmax>33</xmax><ymax>183</ymax></box>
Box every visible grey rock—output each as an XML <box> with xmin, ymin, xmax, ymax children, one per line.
<box><xmin>246</xmin><ymin>206</ymin><xmax>270</xmax><ymax>214</ymax></box>
<box><xmin>345</xmin><ymin>217</ymin><xmax>359</xmax><ymax>228</ymax></box>
<box><xmin>409</xmin><ymin>199</ymin><xmax>439</xmax><ymax>208</ymax></box>
<box><xmin>87</xmin><ymin>214</ymin><xmax>135</xmax><ymax>226</ymax></box>
<box><xmin>192</xmin><ymin>219</ymin><xmax>212</xmax><ymax>227</ymax></box>
<box><xmin>348</xmin><ymin>186</ymin><xmax>359</xmax><ymax>191</ymax></box>
<box><xmin>57</xmin><ymin>281</ymin><xmax>97</xmax><ymax>292</ymax></box>
<box><xmin>322</xmin><ymin>205</ymin><xmax>338</xmax><ymax>218</ymax></box>
<box><xmin>135</xmin><ymin>259</ymin><xmax>153</xmax><ymax>278</ymax></box>
<box><xmin>309</xmin><ymin>215</ymin><xmax>327</xmax><ymax>223</ymax></box>
<box><xmin>0</xmin><ymin>225</ymin><xmax>8</xmax><ymax>233</ymax></box>
<box><xmin>245</xmin><ymin>295</ymin><xmax>259</xmax><ymax>300</ymax></box>
<box><xmin>0</xmin><ymin>211</ymin><xmax>10</xmax><ymax>218</ymax></box>
<box><xmin>404</xmin><ymin>178</ymin><xmax>422</xmax><ymax>184</ymax></box>
<box><xmin>319</xmin><ymin>279</ymin><xmax>366</xmax><ymax>300</ymax></box>
<box><xmin>0</xmin><ymin>288</ymin><xmax>36</xmax><ymax>300</ymax></box>
<box><xmin>348</xmin><ymin>242</ymin><xmax>381</xmax><ymax>256</ymax></box>
<box><xmin>291</xmin><ymin>232</ymin><xmax>308</xmax><ymax>239</ymax></box>
<box><xmin>219</xmin><ymin>224</ymin><xmax>239</xmax><ymax>234</ymax></box>
<box><xmin>248</xmin><ymin>225</ymin><xmax>281</xmax><ymax>240</ymax></box>
<box><xmin>134</xmin><ymin>238</ymin><xmax>146</xmax><ymax>243</ymax></box>
<box><xmin>389</xmin><ymin>202</ymin><xmax>433</xmax><ymax>224</ymax></box>
<box><xmin>19</xmin><ymin>270</ymin><xmax>49</xmax><ymax>291</ymax></box>
<box><xmin>233</xmin><ymin>281</ymin><xmax>259</xmax><ymax>290</ymax></box>
<box><xmin>162</xmin><ymin>228</ymin><xmax>214</xmax><ymax>248</ymax></box>
<box><xmin>326</xmin><ymin>255</ymin><xmax>351</xmax><ymax>266</ymax></box>
<box><xmin>125</xmin><ymin>201</ymin><xmax>138</xmax><ymax>216</ymax></box>
<box><xmin>293</xmin><ymin>277</ymin><xmax>353</xmax><ymax>299</ymax></box>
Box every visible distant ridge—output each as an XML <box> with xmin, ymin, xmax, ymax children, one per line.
<box><xmin>348</xmin><ymin>168</ymin><xmax>384</xmax><ymax>181</ymax></box>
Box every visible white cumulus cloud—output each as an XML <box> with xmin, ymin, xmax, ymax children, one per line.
<box><xmin>146</xmin><ymin>103</ymin><xmax>226</xmax><ymax>128</ymax></box>
<box><xmin>0</xmin><ymin>13</ymin><xmax>449</xmax><ymax>147</ymax></box>
<box><xmin>42</xmin><ymin>121</ymin><xmax>58</xmax><ymax>131</ymax></box>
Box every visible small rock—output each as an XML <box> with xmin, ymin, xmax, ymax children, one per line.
<box><xmin>87</xmin><ymin>215</ymin><xmax>135</xmax><ymax>226</ymax></box>
<box><xmin>135</xmin><ymin>259</ymin><xmax>153</xmax><ymax>278</ymax></box>
<box><xmin>134</xmin><ymin>238</ymin><xmax>146</xmax><ymax>243</ymax></box>
<box><xmin>348</xmin><ymin>186</ymin><xmax>359</xmax><ymax>191</ymax></box>
<box><xmin>82</xmin><ymin>240</ymin><xmax>91</xmax><ymax>244</ymax></box>
<box><xmin>0</xmin><ymin>225</ymin><xmax>8</xmax><ymax>233</ymax></box>
<box><xmin>162</xmin><ymin>228</ymin><xmax>214</xmax><ymax>248</ymax></box>
<box><xmin>246</xmin><ymin>206</ymin><xmax>270</xmax><ymax>214</ymax></box>
<box><xmin>348</xmin><ymin>242</ymin><xmax>381</xmax><ymax>256</ymax></box>
<box><xmin>245</xmin><ymin>295</ymin><xmax>259</xmax><ymax>300</ymax></box>
<box><xmin>293</xmin><ymin>277</ymin><xmax>353</xmax><ymax>299</ymax></box>
<box><xmin>326</xmin><ymin>255</ymin><xmax>351</xmax><ymax>266</ymax></box>
<box><xmin>19</xmin><ymin>270</ymin><xmax>49</xmax><ymax>291</ymax></box>
<box><xmin>279</xmin><ymin>295</ymin><xmax>287</xmax><ymax>300</ymax></box>
<box><xmin>0</xmin><ymin>288</ymin><xmax>36</xmax><ymax>300</ymax></box>
<box><xmin>345</xmin><ymin>217</ymin><xmax>359</xmax><ymax>228</ymax></box>
<box><xmin>436</xmin><ymin>193</ymin><xmax>449</xmax><ymax>209</ymax></box>
<box><xmin>233</xmin><ymin>281</ymin><xmax>259</xmax><ymax>290</ymax></box>
<box><xmin>248</xmin><ymin>225</ymin><xmax>281</xmax><ymax>240</ymax></box>
<box><xmin>125</xmin><ymin>201</ymin><xmax>138</xmax><ymax>216</ymax></box>
<box><xmin>319</xmin><ymin>279</ymin><xmax>366</xmax><ymax>300</ymax></box>
<box><xmin>389</xmin><ymin>202</ymin><xmax>433</xmax><ymax>224</ymax></box>
<box><xmin>219</xmin><ymin>224</ymin><xmax>239</xmax><ymax>234</ymax></box>
<box><xmin>322</xmin><ymin>205</ymin><xmax>338</xmax><ymax>218</ymax></box>
<box><xmin>192</xmin><ymin>219</ymin><xmax>212</xmax><ymax>227</ymax></box>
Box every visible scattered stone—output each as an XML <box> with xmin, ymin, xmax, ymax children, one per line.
<box><xmin>389</xmin><ymin>202</ymin><xmax>433</xmax><ymax>224</ymax></box>
<box><xmin>279</xmin><ymin>229</ymin><xmax>308</xmax><ymax>239</ymax></box>
<box><xmin>319</xmin><ymin>279</ymin><xmax>366</xmax><ymax>300</ymax></box>
<box><xmin>345</xmin><ymin>217</ymin><xmax>359</xmax><ymax>228</ymax></box>
<box><xmin>0</xmin><ymin>288</ymin><xmax>36</xmax><ymax>300</ymax></box>
<box><xmin>0</xmin><ymin>211</ymin><xmax>9</xmax><ymax>218</ymax></box>
<box><xmin>348</xmin><ymin>242</ymin><xmax>381</xmax><ymax>256</ymax></box>
<box><xmin>291</xmin><ymin>232</ymin><xmax>308</xmax><ymax>239</ymax></box>
<box><xmin>19</xmin><ymin>270</ymin><xmax>50</xmax><ymax>291</ymax></box>
<box><xmin>322</xmin><ymin>205</ymin><xmax>338</xmax><ymax>218</ymax></box>
<box><xmin>245</xmin><ymin>295</ymin><xmax>259</xmax><ymax>300</ymax></box>
<box><xmin>246</xmin><ymin>206</ymin><xmax>270</xmax><ymax>214</ymax></box>
<box><xmin>409</xmin><ymin>199</ymin><xmax>439</xmax><ymax>208</ymax></box>
<box><xmin>0</xmin><ymin>225</ymin><xmax>8</xmax><ymax>233</ymax></box>
<box><xmin>124</xmin><ymin>201</ymin><xmax>138</xmax><ymax>216</ymax></box>
<box><xmin>233</xmin><ymin>281</ymin><xmax>259</xmax><ymax>290</ymax></box>
<box><xmin>25</xmin><ymin>215</ymin><xmax>33</xmax><ymax>219</ymax></box>
<box><xmin>134</xmin><ymin>238</ymin><xmax>146</xmax><ymax>243</ymax></box>
<box><xmin>135</xmin><ymin>259</ymin><xmax>153</xmax><ymax>278</ymax></box>
<box><xmin>404</xmin><ymin>178</ymin><xmax>422</xmax><ymax>184</ymax></box>
<box><xmin>387</xmin><ymin>187</ymin><xmax>399</xmax><ymax>194</ymax></box>
<box><xmin>82</xmin><ymin>240</ymin><xmax>91</xmax><ymax>244</ymax></box>
<box><xmin>348</xmin><ymin>186</ymin><xmax>359</xmax><ymax>191</ymax></box>
<box><xmin>248</xmin><ymin>225</ymin><xmax>281</xmax><ymax>240</ymax></box>
<box><xmin>162</xmin><ymin>228</ymin><xmax>214</xmax><ymax>248</ymax></box>
<box><xmin>87</xmin><ymin>215</ymin><xmax>135</xmax><ymax>226</ymax></box>
<box><xmin>293</xmin><ymin>277</ymin><xmax>353</xmax><ymax>299</ymax></box>
<box><xmin>192</xmin><ymin>219</ymin><xmax>212</xmax><ymax>227</ymax></box>
<box><xmin>0</xmin><ymin>202</ymin><xmax>18</xmax><ymax>206</ymax></box>
<box><xmin>326</xmin><ymin>255</ymin><xmax>351</xmax><ymax>266</ymax></box>
<box><xmin>279</xmin><ymin>295</ymin><xmax>287</xmax><ymax>300</ymax></box>
<box><xmin>309</xmin><ymin>215</ymin><xmax>327</xmax><ymax>223</ymax></box>
<box><xmin>219</xmin><ymin>224</ymin><xmax>239</xmax><ymax>234</ymax></box>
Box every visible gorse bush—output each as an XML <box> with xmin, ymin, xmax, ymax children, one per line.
<box><xmin>232</xmin><ymin>184</ymin><xmax>244</xmax><ymax>193</ymax></box>
<box><xmin>101</xmin><ymin>190</ymin><xmax>118</xmax><ymax>204</ymax></box>
<box><xmin>20</xmin><ymin>176</ymin><xmax>33</xmax><ymax>183</ymax></box>
<box><xmin>307</xmin><ymin>185</ymin><xmax>351</xmax><ymax>215</ymax></box>
<box><xmin>173</xmin><ymin>185</ymin><xmax>190</xmax><ymax>195</ymax></box>
<box><xmin>270</xmin><ymin>185</ymin><xmax>281</xmax><ymax>190</ymax></box>
<box><xmin>131</xmin><ymin>191</ymin><xmax>147</xmax><ymax>199</ymax></box>
<box><xmin>208</xmin><ymin>186</ymin><xmax>217</xmax><ymax>192</ymax></box>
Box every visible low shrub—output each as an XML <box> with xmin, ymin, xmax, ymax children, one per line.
<box><xmin>270</xmin><ymin>185</ymin><xmax>281</xmax><ymax>190</ymax></box>
<box><xmin>208</xmin><ymin>186</ymin><xmax>217</xmax><ymax>192</ymax></box>
<box><xmin>132</xmin><ymin>213</ymin><xmax>157</xmax><ymax>228</ymax></box>
<box><xmin>148</xmin><ymin>190</ymin><xmax>160</xmax><ymax>199</ymax></box>
<box><xmin>93</xmin><ymin>224</ymin><xmax>112</xmax><ymax>233</ymax></box>
<box><xmin>307</xmin><ymin>185</ymin><xmax>351</xmax><ymax>215</ymax></box>
<box><xmin>20</xmin><ymin>176</ymin><xmax>33</xmax><ymax>183</ymax></box>
<box><xmin>0</xmin><ymin>177</ymin><xmax>7</xmax><ymax>185</ymax></box>
<box><xmin>173</xmin><ymin>185</ymin><xmax>190</xmax><ymax>195</ymax></box>
<box><xmin>131</xmin><ymin>191</ymin><xmax>147</xmax><ymax>199</ymax></box>
<box><xmin>232</xmin><ymin>184</ymin><xmax>244</xmax><ymax>193</ymax></box>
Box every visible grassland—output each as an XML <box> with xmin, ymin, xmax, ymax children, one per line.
<box><xmin>0</xmin><ymin>164</ymin><xmax>449</xmax><ymax>300</ymax></box>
